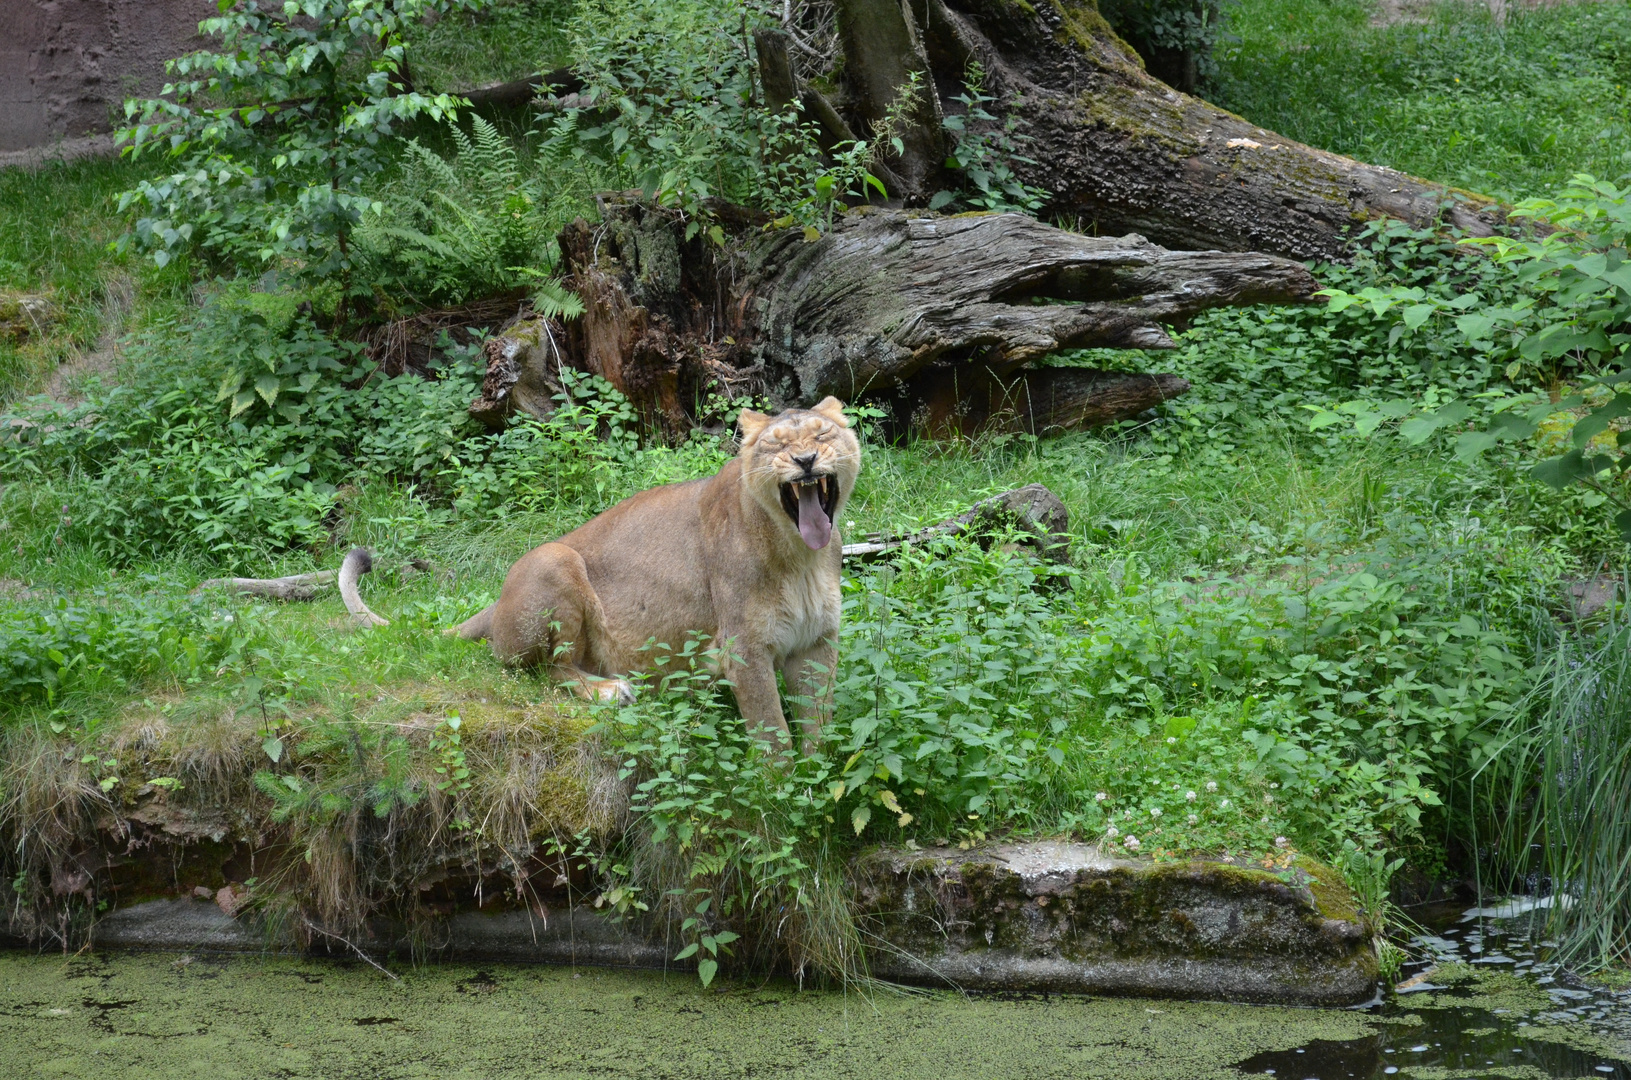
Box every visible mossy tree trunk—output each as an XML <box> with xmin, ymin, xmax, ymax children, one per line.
<box><xmin>475</xmin><ymin>197</ymin><xmax>1314</xmax><ymax>437</ymax></box>
<box><xmin>803</xmin><ymin>0</ymin><xmax>1508</xmax><ymax>261</ymax></box>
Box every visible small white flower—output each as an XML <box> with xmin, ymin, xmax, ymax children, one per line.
<box><xmin>1206</xmin><ymin>781</ymin><xmax>1218</xmax><ymax>793</ymax></box>
<box><xmin>1219</xmin><ymin>799</ymin><xmax>1230</xmax><ymax>809</ymax></box>
<box><xmin>1275</xmin><ymin>836</ymin><xmax>1289</xmax><ymax>849</ymax></box>
<box><xmin>1185</xmin><ymin>791</ymin><xmax>1196</xmax><ymax>802</ymax></box>
<box><xmin>1095</xmin><ymin>792</ymin><xmax>1108</xmax><ymax>802</ymax></box>
<box><xmin>1264</xmin><ymin>794</ymin><xmax>1274</xmax><ymax>804</ymax></box>
<box><xmin>846</xmin><ymin>520</ymin><xmax>855</xmax><ymax>528</ymax></box>
<box><xmin>1166</xmin><ymin>736</ymin><xmax>1177</xmax><ymax>745</ymax></box>
<box><xmin>1269</xmin><ymin>782</ymin><xmax>1279</xmax><ymax>790</ymax></box>
<box><xmin>1149</xmin><ymin>807</ymin><xmax>1161</xmax><ymax>818</ymax></box>
<box><xmin>1105</xmin><ymin>825</ymin><xmax>1119</xmax><ymax>839</ymax></box>
<box><xmin>1187</xmin><ymin>814</ymin><xmax>1198</xmax><ymax>825</ymax></box>
<box><xmin>1124</xmin><ymin>835</ymin><xmax>1141</xmax><ymax>851</ymax></box>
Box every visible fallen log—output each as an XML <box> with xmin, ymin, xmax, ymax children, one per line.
<box><xmin>195</xmin><ymin>551</ymin><xmax>413</xmax><ymax>628</ymax></box>
<box><xmin>842</xmin><ymin>483</ymin><xmax>1071</xmax><ymax>562</ymax></box>
<box><xmin>475</xmin><ymin>198</ymin><xmax>1313</xmax><ymax>435</ymax></box>
<box><xmin>812</xmin><ymin>0</ymin><xmax>1513</xmax><ymax>260</ymax></box>
<box><xmin>193</xmin><ymin>570</ymin><xmax>335</xmax><ymax>602</ymax></box>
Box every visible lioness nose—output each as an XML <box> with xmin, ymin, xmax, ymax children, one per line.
<box><xmin>793</xmin><ymin>453</ymin><xmax>817</xmax><ymax>475</ymax></box>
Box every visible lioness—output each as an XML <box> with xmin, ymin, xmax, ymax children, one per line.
<box><xmin>451</xmin><ymin>396</ymin><xmax>861</xmax><ymax>746</ymax></box>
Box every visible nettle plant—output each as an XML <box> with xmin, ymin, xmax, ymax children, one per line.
<box><xmin>1311</xmin><ymin>176</ymin><xmax>1631</xmax><ymax>536</ymax></box>
<box><xmin>115</xmin><ymin>0</ymin><xmax>479</xmax><ymax>310</ymax></box>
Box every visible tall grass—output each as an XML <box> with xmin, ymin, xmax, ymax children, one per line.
<box><xmin>1473</xmin><ymin>612</ymin><xmax>1631</xmax><ymax>968</ymax></box>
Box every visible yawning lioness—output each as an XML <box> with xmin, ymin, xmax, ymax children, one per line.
<box><xmin>451</xmin><ymin>396</ymin><xmax>861</xmax><ymax>746</ymax></box>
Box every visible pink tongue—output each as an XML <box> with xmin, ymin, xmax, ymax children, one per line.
<box><xmin>796</xmin><ymin>484</ymin><xmax>831</xmax><ymax>550</ymax></box>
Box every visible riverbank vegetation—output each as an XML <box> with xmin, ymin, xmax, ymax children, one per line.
<box><xmin>1</xmin><ymin>0</ymin><xmax>1628</xmax><ymax>982</ymax></box>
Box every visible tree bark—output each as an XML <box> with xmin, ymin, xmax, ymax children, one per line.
<box><xmin>473</xmin><ymin>196</ymin><xmax>1313</xmax><ymax>436</ymax></box>
<box><xmin>842</xmin><ymin>483</ymin><xmax>1072</xmax><ymax>561</ymax></box>
<box><xmin>803</xmin><ymin>0</ymin><xmax>1509</xmax><ymax>260</ymax></box>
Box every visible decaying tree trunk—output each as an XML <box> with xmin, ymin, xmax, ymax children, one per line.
<box><xmin>842</xmin><ymin>483</ymin><xmax>1072</xmax><ymax>561</ymax></box>
<box><xmin>794</xmin><ymin>0</ymin><xmax>1510</xmax><ymax>261</ymax></box>
<box><xmin>474</xmin><ymin>196</ymin><xmax>1313</xmax><ymax>436</ymax></box>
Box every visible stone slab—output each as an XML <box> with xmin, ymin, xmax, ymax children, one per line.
<box><xmin>851</xmin><ymin>842</ymin><xmax>1378</xmax><ymax>1006</ymax></box>
<box><xmin>24</xmin><ymin>841</ymin><xmax>1376</xmax><ymax>1006</ymax></box>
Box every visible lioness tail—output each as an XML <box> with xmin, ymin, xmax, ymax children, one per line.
<box><xmin>446</xmin><ymin>604</ymin><xmax>495</xmax><ymax>641</ymax></box>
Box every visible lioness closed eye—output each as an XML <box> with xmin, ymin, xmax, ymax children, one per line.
<box><xmin>449</xmin><ymin>396</ymin><xmax>861</xmax><ymax>747</ymax></box>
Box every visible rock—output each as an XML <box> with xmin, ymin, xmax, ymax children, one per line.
<box><xmin>93</xmin><ymin>898</ymin><xmax>261</xmax><ymax>951</ymax></box>
<box><xmin>1563</xmin><ymin>576</ymin><xmax>1621</xmax><ymax>621</ymax></box>
<box><xmin>850</xmin><ymin>840</ymin><xmax>1378</xmax><ymax>1006</ymax></box>
<box><xmin>0</xmin><ymin>292</ymin><xmax>59</xmax><ymax>343</ymax></box>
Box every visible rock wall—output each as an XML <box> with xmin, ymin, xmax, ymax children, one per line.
<box><xmin>0</xmin><ymin>0</ymin><xmax>214</xmax><ymax>155</ymax></box>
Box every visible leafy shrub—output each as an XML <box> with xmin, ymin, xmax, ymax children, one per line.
<box><xmin>1099</xmin><ymin>0</ymin><xmax>1222</xmax><ymax>92</ymax></box>
<box><xmin>1311</xmin><ymin>176</ymin><xmax>1631</xmax><ymax>538</ymax></box>
<box><xmin>0</xmin><ymin>593</ymin><xmax>242</xmax><ymax>713</ymax></box>
<box><xmin>1</xmin><ymin>301</ymin><xmax>485</xmax><ymax>567</ymax></box>
<box><xmin>933</xmin><ymin>64</ymin><xmax>1049</xmax><ymax>215</ymax></box>
<box><xmin>116</xmin><ymin>0</ymin><xmax>478</xmax><ymax>302</ymax></box>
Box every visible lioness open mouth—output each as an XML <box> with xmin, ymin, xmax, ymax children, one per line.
<box><xmin>779</xmin><ymin>476</ymin><xmax>838</xmax><ymax>550</ymax></box>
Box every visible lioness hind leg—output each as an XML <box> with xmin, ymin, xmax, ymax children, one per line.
<box><xmin>487</xmin><ymin>542</ymin><xmax>632</xmax><ymax>704</ymax></box>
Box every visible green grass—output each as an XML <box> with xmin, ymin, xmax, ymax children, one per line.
<box><xmin>1213</xmin><ymin>0</ymin><xmax>1631</xmax><ymax>199</ymax></box>
<box><xmin>0</xmin><ymin>156</ymin><xmax>190</xmax><ymax>400</ymax></box>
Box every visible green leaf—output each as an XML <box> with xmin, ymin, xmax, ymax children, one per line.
<box><xmin>1401</xmin><ymin>304</ymin><xmax>1436</xmax><ymax>330</ymax></box>
<box><xmin>1572</xmin><ymin>393</ymin><xmax>1631</xmax><ymax>449</ymax></box>
<box><xmin>673</xmin><ymin>943</ymin><xmax>699</xmax><ymax>960</ymax></box>
<box><xmin>1615</xmin><ymin>507</ymin><xmax>1631</xmax><ymax>543</ymax></box>
<box><xmin>928</xmin><ymin>190</ymin><xmax>956</xmax><ymax>211</ymax></box>
<box><xmin>1532</xmin><ymin>450</ymin><xmax>1592</xmax><ymax>490</ymax></box>
<box><xmin>851</xmin><ymin>804</ymin><xmax>872</xmax><ymax>835</ymax></box>
<box><xmin>697</xmin><ymin>958</ymin><xmax>718</xmax><ymax>987</ymax></box>
<box><xmin>254</xmin><ymin>372</ymin><xmax>281</xmax><ymax>406</ymax></box>
<box><xmin>216</xmin><ymin>370</ymin><xmax>244</xmax><ymax>402</ymax></box>
<box><xmin>1454</xmin><ymin>313</ymin><xmax>1496</xmax><ymax>341</ymax></box>
<box><xmin>1400</xmin><ymin>401</ymin><xmax>1470</xmax><ymax>445</ymax></box>
<box><xmin>262</xmin><ymin>735</ymin><xmax>284</xmax><ymax>763</ymax></box>
<box><xmin>230</xmin><ymin>389</ymin><xmax>258</xmax><ymax>419</ymax></box>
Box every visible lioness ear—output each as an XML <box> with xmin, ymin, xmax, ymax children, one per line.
<box><xmin>736</xmin><ymin>409</ymin><xmax>771</xmax><ymax>442</ymax></box>
<box><xmin>810</xmin><ymin>396</ymin><xmax>849</xmax><ymax>427</ymax></box>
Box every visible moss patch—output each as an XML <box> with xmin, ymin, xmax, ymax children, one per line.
<box><xmin>0</xmin><ymin>951</ymin><xmax>1381</xmax><ymax>1079</ymax></box>
<box><xmin>1410</xmin><ymin>963</ymin><xmax>1554</xmax><ymax>1014</ymax></box>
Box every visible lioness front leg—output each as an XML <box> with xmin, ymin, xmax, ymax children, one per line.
<box><xmin>780</xmin><ymin>638</ymin><xmax>836</xmax><ymax>752</ymax></box>
<box><xmin>726</xmin><ymin>647</ymin><xmax>792</xmax><ymax>747</ymax></box>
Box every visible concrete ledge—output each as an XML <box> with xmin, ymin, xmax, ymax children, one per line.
<box><xmin>38</xmin><ymin>841</ymin><xmax>1376</xmax><ymax>1006</ymax></box>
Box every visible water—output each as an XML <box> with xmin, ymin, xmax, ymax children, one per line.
<box><xmin>4</xmin><ymin>899</ymin><xmax>1629</xmax><ymax>1078</ymax></box>
<box><xmin>1236</xmin><ymin>901</ymin><xmax>1631</xmax><ymax>1079</ymax></box>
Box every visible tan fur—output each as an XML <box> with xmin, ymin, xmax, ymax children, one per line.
<box><xmin>451</xmin><ymin>397</ymin><xmax>862</xmax><ymax>746</ymax></box>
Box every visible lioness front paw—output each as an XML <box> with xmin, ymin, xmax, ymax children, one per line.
<box><xmin>596</xmin><ymin>678</ymin><xmax>636</xmax><ymax>706</ymax></box>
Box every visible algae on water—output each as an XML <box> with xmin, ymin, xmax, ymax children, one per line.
<box><xmin>0</xmin><ymin>951</ymin><xmax>1380</xmax><ymax>1079</ymax></box>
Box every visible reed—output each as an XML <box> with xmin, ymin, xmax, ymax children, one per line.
<box><xmin>1473</xmin><ymin>600</ymin><xmax>1631</xmax><ymax>969</ymax></box>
